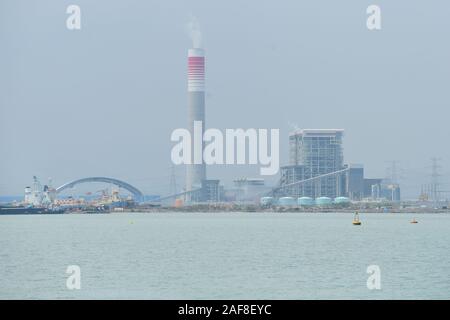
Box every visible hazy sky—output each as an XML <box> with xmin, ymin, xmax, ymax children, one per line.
<box><xmin>1</xmin><ymin>0</ymin><xmax>449</xmax><ymax>198</ymax></box>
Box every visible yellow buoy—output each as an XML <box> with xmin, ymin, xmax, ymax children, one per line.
<box><xmin>352</xmin><ymin>212</ymin><xmax>361</xmax><ymax>225</ymax></box>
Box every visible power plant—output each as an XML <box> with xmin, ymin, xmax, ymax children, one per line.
<box><xmin>2</xmin><ymin>25</ymin><xmax>448</xmax><ymax>213</ymax></box>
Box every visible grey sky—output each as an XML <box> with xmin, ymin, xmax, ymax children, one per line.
<box><xmin>1</xmin><ymin>0</ymin><xmax>449</xmax><ymax>198</ymax></box>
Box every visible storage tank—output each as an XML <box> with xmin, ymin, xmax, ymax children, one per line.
<box><xmin>334</xmin><ymin>196</ymin><xmax>350</xmax><ymax>204</ymax></box>
<box><xmin>316</xmin><ymin>197</ymin><xmax>332</xmax><ymax>206</ymax></box>
<box><xmin>278</xmin><ymin>197</ymin><xmax>297</xmax><ymax>206</ymax></box>
<box><xmin>260</xmin><ymin>196</ymin><xmax>274</xmax><ymax>206</ymax></box>
<box><xmin>298</xmin><ymin>197</ymin><xmax>314</xmax><ymax>206</ymax></box>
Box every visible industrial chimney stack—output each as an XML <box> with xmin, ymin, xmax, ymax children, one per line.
<box><xmin>186</xmin><ymin>48</ymin><xmax>206</xmax><ymax>200</ymax></box>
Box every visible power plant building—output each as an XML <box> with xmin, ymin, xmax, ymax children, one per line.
<box><xmin>279</xmin><ymin>128</ymin><xmax>398</xmax><ymax>201</ymax></box>
<box><xmin>233</xmin><ymin>178</ymin><xmax>271</xmax><ymax>202</ymax></box>
<box><xmin>280</xmin><ymin>129</ymin><xmax>345</xmax><ymax>198</ymax></box>
<box><xmin>289</xmin><ymin>129</ymin><xmax>344</xmax><ymax>170</ymax></box>
<box><xmin>201</xmin><ymin>179</ymin><xmax>220</xmax><ymax>203</ymax></box>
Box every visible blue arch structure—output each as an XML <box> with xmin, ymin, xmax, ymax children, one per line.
<box><xmin>56</xmin><ymin>177</ymin><xmax>144</xmax><ymax>201</ymax></box>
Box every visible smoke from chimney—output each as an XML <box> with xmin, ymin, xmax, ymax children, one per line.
<box><xmin>187</xmin><ymin>14</ymin><xmax>202</xmax><ymax>48</ymax></box>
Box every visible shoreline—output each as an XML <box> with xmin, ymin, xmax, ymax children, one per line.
<box><xmin>76</xmin><ymin>207</ymin><xmax>450</xmax><ymax>214</ymax></box>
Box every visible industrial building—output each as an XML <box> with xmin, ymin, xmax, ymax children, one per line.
<box><xmin>280</xmin><ymin>129</ymin><xmax>345</xmax><ymax>199</ymax></box>
<box><xmin>201</xmin><ymin>179</ymin><xmax>221</xmax><ymax>203</ymax></box>
<box><xmin>379</xmin><ymin>182</ymin><xmax>401</xmax><ymax>202</ymax></box>
<box><xmin>364</xmin><ymin>178</ymin><xmax>383</xmax><ymax>198</ymax></box>
<box><xmin>359</xmin><ymin>176</ymin><xmax>401</xmax><ymax>202</ymax></box>
<box><xmin>289</xmin><ymin>129</ymin><xmax>344</xmax><ymax>169</ymax></box>
<box><xmin>232</xmin><ymin>178</ymin><xmax>271</xmax><ymax>203</ymax></box>
<box><xmin>277</xmin><ymin>129</ymin><xmax>400</xmax><ymax>202</ymax></box>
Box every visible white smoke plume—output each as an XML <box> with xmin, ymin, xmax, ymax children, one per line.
<box><xmin>288</xmin><ymin>121</ymin><xmax>301</xmax><ymax>132</ymax></box>
<box><xmin>187</xmin><ymin>14</ymin><xmax>202</xmax><ymax>48</ymax></box>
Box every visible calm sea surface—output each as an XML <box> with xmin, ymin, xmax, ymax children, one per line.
<box><xmin>0</xmin><ymin>212</ymin><xmax>449</xmax><ymax>299</ymax></box>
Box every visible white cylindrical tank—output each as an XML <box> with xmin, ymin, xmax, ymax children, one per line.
<box><xmin>278</xmin><ymin>197</ymin><xmax>297</xmax><ymax>206</ymax></box>
<box><xmin>260</xmin><ymin>196</ymin><xmax>274</xmax><ymax>206</ymax></box>
<box><xmin>298</xmin><ymin>197</ymin><xmax>315</xmax><ymax>206</ymax></box>
<box><xmin>316</xmin><ymin>197</ymin><xmax>332</xmax><ymax>206</ymax></box>
<box><xmin>334</xmin><ymin>196</ymin><xmax>350</xmax><ymax>204</ymax></box>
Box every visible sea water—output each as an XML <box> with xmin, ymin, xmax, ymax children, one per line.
<box><xmin>0</xmin><ymin>212</ymin><xmax>449</xmax><ymax>299</ymax></box>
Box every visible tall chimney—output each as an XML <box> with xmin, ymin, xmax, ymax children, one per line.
<box><xmin>186</xmin><ymin>48</ymin><xmax>206</xmax><ymax>200</ymax></box>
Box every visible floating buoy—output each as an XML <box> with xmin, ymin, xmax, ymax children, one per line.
<box><xmin>352</xmin><ymin>212</ymin><xmax>362</xmax><ymax>225</ymax></box>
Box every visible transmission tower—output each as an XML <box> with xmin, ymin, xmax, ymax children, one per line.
<box><xmin>385</xmin><ymin>160</ymin><xmax>402</xmax><ymax>184</ymax></box>
<box><xmin>431</xmin><ymin>157</ymin><xmax>442</xmax><ymax>207</ymax></box>
<box><xmin>169</xmin><ymin>164</ymin><xmax>178</xmax><ymax>196</ymax></box>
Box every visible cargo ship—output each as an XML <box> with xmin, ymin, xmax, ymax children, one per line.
<box><xmin>0</xmin><ymin>205</ymin><xmax>64</xmax><ymax>215</ymax></box>
<box><xmin>0</xmin><ymin>176</ymin><xmax>64</xmax><ymax>215</ymax></box>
